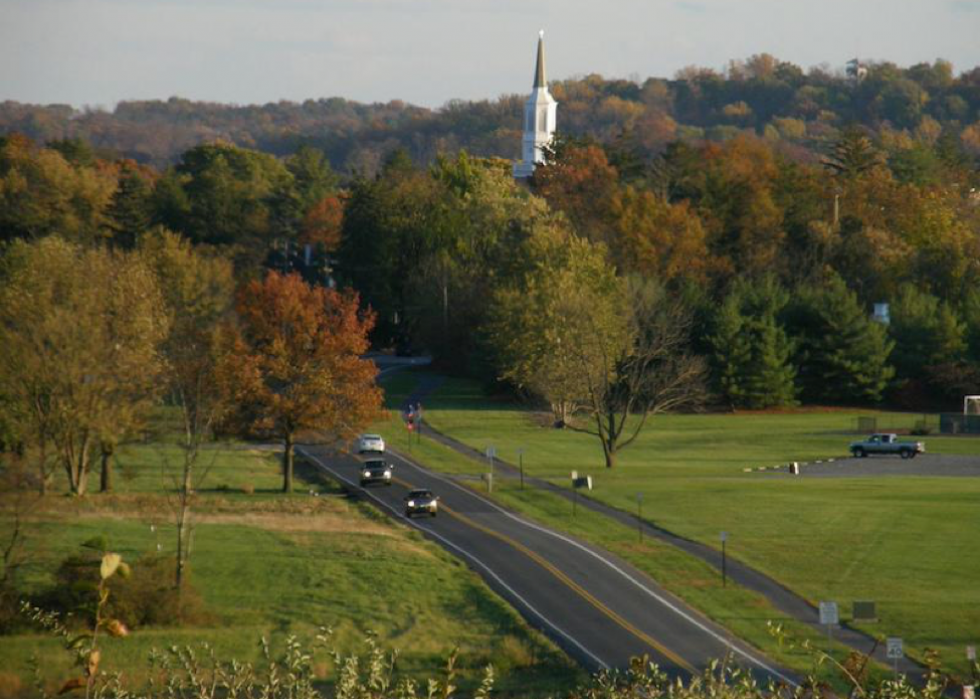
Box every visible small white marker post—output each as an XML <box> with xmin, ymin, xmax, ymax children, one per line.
<box><xmin>887</xmin><ymin>637</ymin><xmax>904</xmax><ymax>679</ymax></box>
<box><xmin>819</xmin><ymin>601</ymin><xmax>839</xmax><ymax>647</ymax></box>
<box><xmin>968</xmin><ymin>645</ymin><xmax>977</xmax><ymax>662</ymax></box>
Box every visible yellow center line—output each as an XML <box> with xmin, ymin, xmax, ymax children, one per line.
<box><xmin>392</xmin><ymin>475</ymin><xmax>696</xmax><ymax>673</ymax></box>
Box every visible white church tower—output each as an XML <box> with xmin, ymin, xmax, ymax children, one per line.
<box><xmin>513</xmin><ymin>31</ymin><xmax>558</xmax><ymax>179</ymax></box>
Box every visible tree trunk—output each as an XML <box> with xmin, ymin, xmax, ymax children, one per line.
<box><xmin>175</xmin><ymin>435</ymin><xmax>198</xmax><ymax>616</ymax></box>
<box><xmin>176</xmin><ymin>497</ymin><xmax>189</xmax><ymax>597</ymax></box>
<box><xmin>282</xmin><ymin>433</ymin><xmax>294</xmax><ymax>493</ymax></box>
<box><xmin>99</xmin><ymin>443</ymin><xmax>114</xmax><ymax>493</ymax></box>
<box><xmin>601</xmin><ymin>408</ymin><xmax>617</xmax><ymax>469</ymax></box>
<box><xmin>75</xmin><ymin>460</ymin><xmax>89</xmax><ymax>496</ymax></box>
<box><xmin>67</xmin><ymin>438</ymin><xmax>92</xmax><ymax>496</ymax></box>
<box><xmin>38</xmin><ymin>438</ymin><xmax>48</xmax><ymax>496</ymax></box>
<box><xmin>603</xmin><ymin>445</ymin><xmax>617</xmax><ymax>469</ymax></box>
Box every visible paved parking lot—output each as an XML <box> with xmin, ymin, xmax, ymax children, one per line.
<box><xmin>779</xmin><ymin>453</ymin><xmax>980</xmax><ymax>477</ymax></box>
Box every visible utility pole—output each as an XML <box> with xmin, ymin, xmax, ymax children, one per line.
<box><xmin>636</xmin><ymin>493</ymin><xmax>643</xmax><ymax>543</ymax></box>
<box><xmin>518</xmin><ymin>448</ymin><xmax>525</xmax><ymax>490</ymax></box>
<box><xmin>720</xmin><ymin>531</ymin><xmax>728</xmax><ymax>587</ymax></box>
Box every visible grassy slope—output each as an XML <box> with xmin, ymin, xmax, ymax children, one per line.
<box><xmin>383</xmin><ymin>370</ymin><xmax>980</xmax><ymax>677</ymax></box>
<box><xmin>1</xmin><ymin>416</ymin><xmax>580</xmax><ymax>697</ymax></box>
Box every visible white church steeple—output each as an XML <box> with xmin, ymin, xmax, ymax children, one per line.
<box><xmin>513</xmin><ymin>31</ymin><xmax>557</xmax><ymax>179</ymax></box>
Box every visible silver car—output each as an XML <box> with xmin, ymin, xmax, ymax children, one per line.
<box><xmin>356</xmin><ymin>433</ymin><xmax>386</xmax><ymax>454</ymax></box>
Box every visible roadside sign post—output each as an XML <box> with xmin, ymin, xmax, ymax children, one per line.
<box><xmin>570</xmin><ymin>474</ymin><xmax>592</xmax><ymax>516</ymax></box>
<box><xmin>518</xmin><ymin>448</ymin><xmax>525</xmax><ymax>490</ymax></box>
<box><xmin>968</xmin><ymin>645</ymin><xmax>977</xmax><ymax>662</ymax></box>
<box><xmin>405</xmin><ymin>413</ymin><xmax>414</xmax><ymax>452</ymax></box>
<box><xmin>486</xmin><ymin>445</ymin><xmax>496</xmax><ymax>493</ymax></box>
<box><xmin>819</xmin><ymin>602</ymin><xmax>839</xmax><ymax>647</ymax></box>
<box><xmin>416</xmin><ymin>403</ymin><xmax>423</xmax><ymax>445</ymax></box>
<box><xmin>720</xmin><ymin>531</ymin><xmax>728</xmax><ymax>587</ymax></box>
<box><xmin>886</xmin><ymin>637</ymin><xmax>904</xmax><ymax>678</ymax></box>
<box><xmin>636</xmin><ymin>493</ymin><xmax>643</xmax><ymax>543</ymax></box>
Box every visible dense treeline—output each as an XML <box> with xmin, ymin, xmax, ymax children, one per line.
<box><xmin>1</xmin><ymin>55</ymin><xmax>979</xmax><ymax>419</ymax></box>
<box><xmin>2</xmin><ymin>55</ymin><xmax>980</xmax><ymax>173</ymax></box>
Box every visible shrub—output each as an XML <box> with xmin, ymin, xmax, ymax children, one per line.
<box><xmin>35</xmin><ymin>548</ymin><xmax>210</xmax><ymax>629</ymax></box>
<box><xmin>0</xmin><ymin>583</ymin><xmax>23</xmax><ymax>634</ymax></box>
<box><xmin>0</xmin><ymin>671</ymin><xmax>22</xmax><ymax>699</ymax></box>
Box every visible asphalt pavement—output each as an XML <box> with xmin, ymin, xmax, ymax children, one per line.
<box><xmin>298</xmin><ymin>443</ymin><xmax>796</xmax><ymax>684</ymax></box>
<box><xmin>767</xmin><ymin>453</ymin><xmax>980</xmax><ymax>478</ymax></box>
<box><xmin>413</xmin><ymin>424</ymin><xmax>935</xmax><ymax>677</ymax></box>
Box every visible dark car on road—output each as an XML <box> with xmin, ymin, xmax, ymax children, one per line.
<box><xmin>360</xmin><ymin>459</ymin><xmax>393</xmax><ymax>486</ymax></box>
<box><xmin>404</xmin><ymin>489</ymin><xmax>439</xmax><ymax>517</ymax></box>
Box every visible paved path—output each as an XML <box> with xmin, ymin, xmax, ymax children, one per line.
<box><xmin>389</xmin><ymin>376</ymin><xmax>925</xmax><ymax>677</ymax></box>
<box><xmin>376</xmin><ymin>366</ymin><xmax>932</xmax><ymax>676</ymax></box>
<box><xmin>764</xmin><ymin>453</ymin><xmax>980</xmax><ymax>478</ymax></box>
<box><xmin>299</xmin><ymin>441</ymin><xmax>796</xmax><ymax>684</ymax></box>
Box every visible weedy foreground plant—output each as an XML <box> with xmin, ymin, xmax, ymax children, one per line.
<box><xmin>21</xmin><ymin>555</ymin><xmax>979</xmax><ymax>699</ymax></box>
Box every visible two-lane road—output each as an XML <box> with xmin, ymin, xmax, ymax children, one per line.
<box><xmin>300</xmin><ymin>443</ymin><xmax>795</xmax><ymax>683</ymax></box>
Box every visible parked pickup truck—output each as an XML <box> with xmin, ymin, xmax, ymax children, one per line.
<box><xmin>849</xmin><ymin>433</ymin><xmax>925</xmax><ymax>459</ymax></box>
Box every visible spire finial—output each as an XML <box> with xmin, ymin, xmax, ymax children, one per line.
<box><xmin>533</xmin><ymin>31</ymin><xmax>547</xmax><ymax>88</ymax></box>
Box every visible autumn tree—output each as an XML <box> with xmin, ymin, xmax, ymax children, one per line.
<box><xmin>571</xmin><ymin>278</ymin><xmax>708</xmax><ymax>469</ymax></box>
<box><xmin>138</xmin><ymin>228</ymin><xmax>235</xmax><ymax>593</ymax></box>
<box><xmin>663</xmin><ymin>136</ymin><xmax>787</xmax><ymax>280</ymax></box>
<box><xmin>336</xmin><ymin>155</ymin><xmax>450</xmax><ymax>347</ymax></box>
<box><xmin>607</xmin><ymin>186</ymin><xmax>710</xmax><ymax>282</ymax></box>
<box><xmin>415</xmin><ymin>153</ymin><xmax>551</xmax><ymax>370</ymax></box>
<box><xmin>153</xmin><ymin>141</ymin><xmax>294</xmax><ymax>270</ymax></box>
<box><xmin>0</xmin><ymin>134</ymin><xmax>117</xmax><ymax>244</ymax></box>
<box><xmin>219</xmin><ymin>272</ymin><xmax>382</xmax><ymax>493</ymax></box>
<box><xmin>487</xmin><ymin>224</ymin><xmax>626</xmax><ymax>426</ymax></box>
<box><xmin>0</xmin><ymin>237</ymin><xmax>169</xmax><ymax>495</ymax></box>
<box><xmin>533</xmin><ymin>142</ymin><xmax>619</xmax><ymax>257</ymax></box>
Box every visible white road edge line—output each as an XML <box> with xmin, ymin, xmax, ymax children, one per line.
<box><xmin>387</xmin><ymin>447</ymin><xmax>796</xmax><ymax>687</ymax></box>
<box><xmin>298</xmin><ymin>447</ymin><xmax>610</xmax><ymax>672</ymax></box>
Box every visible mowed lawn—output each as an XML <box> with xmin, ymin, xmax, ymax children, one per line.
<box><xmin>0</xmin><ymin>418</ymin><xmax>579</xmax><ymax>697</ymax></box>
<box><xmin>399</xmin><ymin>371</ymin><xmax>980</xmax><ymax>675</ymax></box>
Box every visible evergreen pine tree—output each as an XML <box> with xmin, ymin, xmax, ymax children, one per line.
<box><xmin>789</xmin><ymin>276</ymin><xmax>894</xmax><ymax>404</ymax></box>
<box><xmin>889</xmin><ymin>284</ymin><xmax>967</xmax><ymax>381</ymax></box>
<box><xmin>709</xmin><ymin>276</ymin><xmax>797</xmax><ymax>409</ymax></box>
<box><xmin>742</xmin><ymin>313</ymin><xmax>798</xmax><ymax>408</ymax></box>
<box><xmin>709</xmin><ymin>293</ymin><xmax>750</xmax><ymax>407</ymax></box>
<box><xmin>108</xmin><ymin>166</ymin><xmax>153</xmax><ymax>247</ymax></box>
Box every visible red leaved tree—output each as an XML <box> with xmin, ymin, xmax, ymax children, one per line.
<box><xmin>219</xmin><ymin>272</ymin><xmax>382</xmax><ymax>492</ymax></box>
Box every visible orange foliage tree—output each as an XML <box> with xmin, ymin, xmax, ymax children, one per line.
<box><xmin>219</xmin><ymin>272</ymin><xmax>382</xmax><ymax>492</ymax></box>
<box><xmin>300</xmin><ymin>193</ymin><xmax>345</xmax><ymax>251</ymax></box>
<box><xmin>608</xmin><ymin>187</ymin><xmax>710</xmax><ymax>282</ymax></box>
<box><xmin>533</xmin><ymin>144</ymin><xmax>619</xmax><ymax>253</ymax></box>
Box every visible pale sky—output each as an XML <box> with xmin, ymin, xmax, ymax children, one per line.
<box><xmin>1</xmin><ymin>0</ymin><xmax>978</xmax><ymax>109</ymax></box>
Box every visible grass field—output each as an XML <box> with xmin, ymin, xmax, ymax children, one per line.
<box><xmin>378</xmin><ymin>369</ymin><xmax>980</xmax><ymax>678</ymax></box>
<box><xmin>0</xmin><ymin>416</ymin><xmax>580</xmax><ymax>697</ymax></box>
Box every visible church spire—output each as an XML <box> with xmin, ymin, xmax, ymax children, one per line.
<box><xmin>533</xmin><ymin>31</ymin><xmax>546</xmax><ymax>88</ymax></box>
<box><xmin>513</xmin><ymin>31</ymin><xmax>558</xmax><ymax>179</ymax></box>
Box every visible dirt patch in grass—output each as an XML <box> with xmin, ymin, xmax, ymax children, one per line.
<box><xmin>11</xmin><ymin>493</ymin><xmax>402</xmax><ymax>538</ymax></box>
<box><xmin>188</xmin><ymin>511</ymin><xmax>400</xmax><ymax>536</ymax></box>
